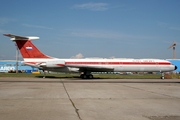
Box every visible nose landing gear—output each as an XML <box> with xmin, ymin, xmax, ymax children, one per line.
<box><xmin>161</xmin><ymin>72</ymin><xmax>164</xmax><ymax>79</ymax></box>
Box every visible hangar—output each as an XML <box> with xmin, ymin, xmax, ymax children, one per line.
<box><xmin>0</xmin><ymin>60</ymin><xmax>37</xmax><ymax>73</ymax></box>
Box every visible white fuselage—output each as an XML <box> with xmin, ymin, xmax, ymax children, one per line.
<box><xmin>22</xmin><ymin>58</ymin><xmax>175</xmax><ymax>73</ymax></box>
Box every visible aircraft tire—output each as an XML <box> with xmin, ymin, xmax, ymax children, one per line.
<box><xmin>83</xmin><ymin>75</ymin><xmax>87</xmax><ymax>79</ymax></box>
<box><xmin>89</xmin><ymin>75</ymin><xmax>93</xmax><ymax>79</ymax></box>
<box><xmin>80</xmin><ymin>74</ymin><xmax>93</xmax><ymax>79</ymax></box>
<box><xmin>80</xmin><ymin>74</ymin><xmax>87</xmax><ymax>79</ymax></box>
<box><xmin>80</xmin><ymin>74</ymin><xmax>86</xmax><ymax>79</ymax></box>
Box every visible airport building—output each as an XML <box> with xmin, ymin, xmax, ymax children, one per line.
<box><xmin>0</xmin><ymin>60</ymin><xmax>38</xmax><ymax>73</ymax></box>
<box><xmin>0</xmin><ymin>59</ymin><xmax>180</xmax><ymax>73</ymax></box>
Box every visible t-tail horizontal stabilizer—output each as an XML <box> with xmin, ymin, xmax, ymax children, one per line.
<box><xmin>3</xmin><ymin>34</ymin><xmax>39</xmax><ymax>41</ymax></box>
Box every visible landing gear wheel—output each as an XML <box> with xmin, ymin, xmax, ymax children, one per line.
<box><xmin>89</xmin><ymin>75</ymin><xmax>93</xmax><ymax>79</ymax></box>
<box><xmin>83</xmin><ymin>75</ymin><xmax>87</xmax><ymax>79</ymax></box>
<box><xmin>81</xmin><ymin>75</ymin><xmax>87</xmax><ymax>79</ymax></box>
<box><xmin>80</xmin><ymin>74</ymin><xmax>93</xmax><ymax>79</ymax></box>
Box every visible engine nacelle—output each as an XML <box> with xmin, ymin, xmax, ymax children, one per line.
<box><xmin>69</xmin><ymin>68</ymin><xmax>79</xmax><ymax>72</ymax></box>
<box><xmin>40</xmin><ymin>60</ymin><xmax>65</xmax><ymax>68</ymax></box>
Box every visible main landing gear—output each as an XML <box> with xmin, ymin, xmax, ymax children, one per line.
<box><xmin>80</xmin><ymin>72</ymin><xmax>93</xmax><ymax>79</ymax></box>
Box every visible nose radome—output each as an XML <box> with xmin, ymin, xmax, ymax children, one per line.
<box><xmin>175</xmin><ymin>66</ymin><xmax>177</xmax><ymax>70</ymax></box>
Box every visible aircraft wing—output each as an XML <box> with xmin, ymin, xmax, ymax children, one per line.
<box><xmin>66</xmin><ymin>64</ymin><xmax>114</xmax><ymax>72</ymax></box>
<box><xmin>22</xmin><ymin>61</ymin><xmax>114</xmax><ymax>72</ymax></box>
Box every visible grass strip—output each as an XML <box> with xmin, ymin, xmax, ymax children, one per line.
<box><xmin>1</xmin><ymin>73</ymin><xmax>179</xmax><ymax>79</ymax></box>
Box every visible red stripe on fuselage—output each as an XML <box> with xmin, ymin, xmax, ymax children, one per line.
<box><xmin>65</xmin><ymin>62</ymin><xmax>171</xmax><ymax>65</ymax></box>
<box><xmin>23</xmin><ymin>61</ymin><xmax>171</xmax><ymax>66</ymax></box>
<box><xmin>56</xmin><ymin>64</ymin><xmax>65</xmax><ymax>66</ymax></box>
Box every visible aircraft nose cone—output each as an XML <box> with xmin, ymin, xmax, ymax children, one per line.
<box><xmin>175</xmin><ymin>66</ymin><xmax>177</xmax><ymax>70</ymax></box>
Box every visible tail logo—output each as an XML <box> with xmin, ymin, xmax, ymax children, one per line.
<box><xmin>26</xmin><ymin>47</ymin><xmax>33</xmax><ymax>50</ymax></box>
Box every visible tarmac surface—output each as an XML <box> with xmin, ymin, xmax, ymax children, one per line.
<box><xmin>0</xmin><ymin>77</ymin><xmax>180</xmax><ymax>120</ymax></box>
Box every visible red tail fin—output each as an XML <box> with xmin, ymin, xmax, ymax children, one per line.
<box><xmin>4</xmin><ymin>34</ymin><xmax>52</xmax><ymax>59</ymax></box>
<box><xmin>15</xmin><ymin>40</ymin><xmax>52</xmax><ymax>59</ymax></box>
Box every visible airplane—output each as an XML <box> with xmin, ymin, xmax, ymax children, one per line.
<box><xmin>3</xmin><ymin>34</ymin><xmax>177</xmax><ymax>79</ymax></box>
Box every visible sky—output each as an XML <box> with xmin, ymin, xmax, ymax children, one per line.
<box><xmin>0</xmin><ymin>0</ymin><xmax>180</xmax><ymax>60</ymax></box>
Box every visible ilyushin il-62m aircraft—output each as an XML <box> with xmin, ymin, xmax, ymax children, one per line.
<box><xmin>4</xmin><ymin>34</ymin><xmax>177</xmax><ymax>79</ymax></box>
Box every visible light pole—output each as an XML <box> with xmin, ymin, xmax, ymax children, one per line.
<box><xmin>15</xmin><ymin>43</ymin><xmax>18</xmax><ymax>73</ymax></box>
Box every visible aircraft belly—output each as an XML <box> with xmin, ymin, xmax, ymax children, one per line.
<box><xmin>158</xmin><ymin>65</ymin><xmax>175</xmax><ymax>72</ymax></box>
<box><xmin>114</xmin><ymin>65</ymin><xmax>175</xmax><ymax>72</ymax></box>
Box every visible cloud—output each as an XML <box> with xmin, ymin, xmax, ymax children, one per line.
<box><xmin>14</xmin><ymin>54</ymin><xmax>22</xmax><ymax>59</ymax></box>
<box><xmin>71</xmin><ymin>29</ymin><xmax>153</xmax><ymax>40</ymax></box>
<box><xmin>0</xmin><ymin>55</ymin><xmax>6</xmax><ymax>59</ymax></box>
<box><xmin>109</xmin><ymin>56</ymin><xmax>115</xmax><ymax>59</ymax></box>
<box><xmin>23</xmin><ymin>24</ymin><xmax>53</xmax><ymax>29</ymax></box>
<box><xmin>164</xmin><ymin>41</ymin><xmax>180</xmax><ymax>45</ymax></box>
<box><xmin>72</xmin><ymin>3</ymin><xmax>109</xmax><ymax>11</ymax></box>
<box><xmin>0</xmin><ymin>17</ymin><xmax>15</xmax><ymax>26</ymax></box>
<box><xmin>158</xmin><ymin>22</ymin><xmax>180</xmax><ymax>31</ymax></box>
<box><xmin>170</xmin><ymin>27</ymin><xmax>180</xmax><ymax>31</ymax></box>
<box><xmin>0</xmin><ymin>18</ymin><xmax>10</xmax><ymax>25</ymax></box>
<box><xmin>157</xmin><ymin>22</ymin><xmax>168</xmax><ymax>28</ymax></box>
<box><xmin>0</xmin><ymin>29</ymin><xmax>7</xmax><ymax>33</ymax></box>
<box><xmin>70</xmin><ymin>53</ymin><xmax>84</xmax><ymax>59</ymax></box>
